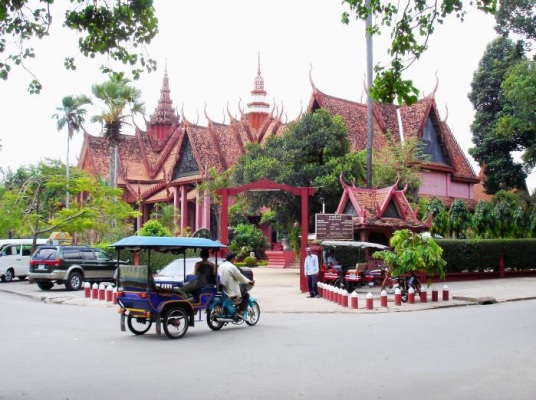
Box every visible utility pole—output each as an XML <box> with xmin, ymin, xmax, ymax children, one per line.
<box><xmin>365</xmin><ymin>0</ymin><xmax>373</xmax><ymax>189</ymax></box>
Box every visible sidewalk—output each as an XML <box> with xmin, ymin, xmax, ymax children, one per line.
<box><xmin>1</xmin><ymin>267</ymin><xmax>535</xmax><ymax>314</ymax></box>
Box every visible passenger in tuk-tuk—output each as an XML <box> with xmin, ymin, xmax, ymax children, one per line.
<box><xmin>176</xmin><ymin>249</ymin><xmax>216</xmax><ymax>300</ymax></box>
<box><xmin>324</xmin><ymin>250</ymin><xmax>338</xmax><ymax>269</ymax></box>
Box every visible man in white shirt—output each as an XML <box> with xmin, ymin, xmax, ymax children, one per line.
<box><xmin>304</xmin><ymin>247</ymin><xmax>319</xmax><ymax>298</ymax></box>
<box><xmin>217</xmin><ymin>252</ymin><xmax>254</xmax><ymax>318</ymax></box>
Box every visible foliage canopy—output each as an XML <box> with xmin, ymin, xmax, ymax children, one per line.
<box><xmin>341</xmin><ymin>0</ymin><xmax>497</xmax><ymax>104</ymax></box>
<box><xmin>0</xmin><ymin>0</ymin><xmax>158</xmax><ymax>93</ymax></box>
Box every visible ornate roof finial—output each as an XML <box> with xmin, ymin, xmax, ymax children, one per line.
<box><xmin>247</xmin><ymin>52</ymin><xmax>270</xmax><ymax>115</ymax></box>
<box><xmin>149</xmin><ymin>61</ymin><xmax>180</xmax><ymax>126</ymax></box>
<box><xmin>309</xmin><ymin>63</ymin><xmax>318</xmax><ymax>93</ymax></box>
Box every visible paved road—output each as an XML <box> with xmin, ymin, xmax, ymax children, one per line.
<box><xmin>1</xmin><ymin>267</ymin><xmax>535</xmax><ymax>314</ymax></box>
<box><xmin>1</xmin><ymin>291</ymin><xmax>535</xmax><ymax>400</ymax></box>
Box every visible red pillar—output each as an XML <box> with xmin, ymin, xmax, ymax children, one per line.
<box><xmin>300</xmin><ymin>187</ymin><xmax>309</xmax><ymax>293</ymax></box>
<box><xmin>219</xmin><ymin>190</ymin><xmax>229</xmax><ymax>248</ymax></box>
<box><xmin>180</xmin><ymin>185</ymin><xmax>187</xmax><ymax>233</ymax></box>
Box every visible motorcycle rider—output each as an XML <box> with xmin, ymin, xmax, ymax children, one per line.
<box><xmin>217</xmin><ymin>252</ymin><xmax>254</xmax><ymax>319</ymax></box>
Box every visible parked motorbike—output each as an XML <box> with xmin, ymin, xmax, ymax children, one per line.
<box><xmin>206</xmin><ymin>286</ymin><xmax>260</xmax><ymax>330</ymax></box>
<box><xmin>382</xmin><ymin>272</ymin><xmax>421</xmax><ymax>302</ymax></box>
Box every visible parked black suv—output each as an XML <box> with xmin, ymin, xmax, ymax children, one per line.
<box><xmin>28</xmin><ymin>245</ymin><xmax>124</xmax><ymax>291</ymax></box>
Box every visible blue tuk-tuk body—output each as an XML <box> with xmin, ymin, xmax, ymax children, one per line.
<box><xmin>110</xmin><ymin>236</ymin><xmax>226</xmax><ymax>339</ymax></box>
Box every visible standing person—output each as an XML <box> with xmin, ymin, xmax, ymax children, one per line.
<box><xmin>217</xmin><ymin>252</ymin><xmax>254</xmax><ymax>318</ymax></box>
<box><xmin>304</xmin><ymin>247</ymin><xmax>319</xmax><ymax>298</ymax></box>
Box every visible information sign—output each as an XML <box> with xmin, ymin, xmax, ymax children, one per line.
<box><xmin>315</xmin><ymin>214</ymin><xmax>353</xmax><ymax>240</ymax></box>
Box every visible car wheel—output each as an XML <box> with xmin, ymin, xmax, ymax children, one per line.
<box><xmin>37</xmin><ymin>282</ymin><xmax>54</xmax><ymax>290</ymax></box>
<box><xmin>3</xmin><ymin>268</ymin><xmax>14</xmax><ymax>282</ymax></box>
<box><xmin>66</xmin><ymin>272</ymin><xmax>83</xmax><ymax>291</ymax></box>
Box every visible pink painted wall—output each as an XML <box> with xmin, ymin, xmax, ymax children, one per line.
<box><xmin>419</xmin><ymin>171</ymin><xmax>448</xmax><ymax>196</ymax></box>
<box><xmin>419</xmin><ymin>171</ymin><xmax>473</xmax><ymax>200</ymax></box>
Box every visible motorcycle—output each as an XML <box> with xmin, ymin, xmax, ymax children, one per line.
<box><xmin>382</xmin><ymin>272</ymin><xmax>422</xmax><ymax>302</ymax></box>
<box><xmin>206</xmin><ymin>285</ymin><xmax>260</xmax><ymax>330</ymax></box>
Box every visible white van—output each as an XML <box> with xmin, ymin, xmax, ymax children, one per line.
<box><xmin>0</xmin><ymin>239</ymin><xmax>47</xmax><ymax>282</ymax></box>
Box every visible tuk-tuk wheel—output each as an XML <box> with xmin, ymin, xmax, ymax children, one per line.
<box><xmin>127</xmin><ymin>315</ymin><xmax>153</xmax><ymax>335</ymax></box>
<box><xmin>163</xmin><ymin>306</ymin><xmax>189</xmax><ymax>339</ymax></box>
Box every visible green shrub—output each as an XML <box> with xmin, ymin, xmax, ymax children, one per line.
<box><xmin>243</xmin><ymin>256</ymin><xmax>257</xmax><ymax>267</ymax></box>
<box><xmin>436</xmin><ymin>239</ymin><xmax>536</xmax><ymax>272</ymax></box>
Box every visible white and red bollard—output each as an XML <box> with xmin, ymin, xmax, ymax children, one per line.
<box><xmin>408</xmin><ymin>287</ymin><xmax>415</xmax><ymax>304</ymax></box>
<box><xmin>84</xmin><ymin>282</ymin><xmax>91</xmax><ymax>298</ymax></box>
<box><xmin>341</xmin><ymin>289</ymin><xmax>349</xmax><ymax>307</ymax></box>
<box><xmin>442</xmin><ymin>285</ymin><xmax>449</xmax><ymax>301</ymax></box>
<box><xmin>366</xmin><ymin>292</ymin><xmax>374</xmax><ymax>310</ymax></box>
<box><xmin>350</xmin><ymin>291</ymin><xmax>359</xmax><ymax>309</ymax></box>
<box><xmin>380</xmin><ymin>290</ymin><xmax>388</xmax><ymax>308</ymax></box>
<box><xmin>106</xmin><ymin>285</ymin><xmax>114</xmax><ymax>302</ymax></box>
<box><xmin>91</xmin><ymin>283</ymin><xmax>98</xmax><ymax>299</ymax></box>
<box><xmin>420</xmin><ymin>286</ymin><xmax>427</xmax><ymax>303</ymax></box>
<box><xmin>112</xmin><ymin>287</ymin><xmax>118</xmax><ymax>305</ymax></box>
<box><xmin>318</xmin><ymin>282</ymin><xmax>324</xmax><ymax>298</ymax></box>
<box><xmin>337</xmin><ymin>288</ymin><xmax>344</xmax><ymax>305</ymax></box>
<box><xmin>394</xmin><ymin>288</ymin><xmax>402</xmax><ymax>306</ymax></box>
<box><xmin>431</xmin><ymin>287</ymin><xmax>439</xmax><ymax>302</ymax></box>
<box><xmin>98</xmin><ymin>283</ymin><xmax>106</xmax><ymax>300</ymax></box>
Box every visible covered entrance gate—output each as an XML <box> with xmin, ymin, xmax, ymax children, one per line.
<box><xmin>216</xmin><ymin>178</ymin><xmax>315</xmax><ymax>291</ymax></box>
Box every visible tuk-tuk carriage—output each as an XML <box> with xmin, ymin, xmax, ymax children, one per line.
<box><xmin>110</xmin><ymin>235</ymin><xmax>226</xmax><ymax>339</ymax></box>
<box><xmin>319</xmin><ymin>240</ymin><xmax>389</xmax><ymax>292</ymax></box>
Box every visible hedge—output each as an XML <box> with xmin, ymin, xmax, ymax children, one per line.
<box><xmin>436</xmin><ymin>239</ymin><xmax>536</xmax><ymax>273</ymax></box>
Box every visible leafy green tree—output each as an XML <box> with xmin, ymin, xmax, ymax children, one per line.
<box><xmin>341</xmin><ymin>0</ymin><xmax>497</xmax><ymax>104</ymax></box>
<box><xmin>0</xmin><ymin>160</ymin><xmax>137</xmax><ymax>247</ymax></box>
<box><xmin>52</xmin><ymin>94</ymin><xmax>91</xmax><ymax>209</ymax></box>
<box><xmin>468</xmin><ymin>36</ymin><xmax>528</xmax><ymax>194</ymax></box>
<box><xmin>372</xmin><ymin>229</ymin><xmax>446</xmax><ymax>281</ymax></box>
<box><xmin>150</xmin><ymin>203</ymin><xmax>179</xmax><ymax>236</ymax></box>
<box><xmin>498</xmin><ymin>60</ymin><xmax>536</xmax><ymax>171</ymax></box>
<box><xmin>448</xmin><ymin>199</ymin><xmax>473</xmax><ymax>239</ymax></box>
<box><xmin>230</xmin><ymin>109</ymin><xmax>362</xmax><ymax>232</ymax></box>
<box><xmin>0</xmin><ymin>0</ymin><xmax>158</xmax><ymax>93</ymax></box>
<box><xmin>372</xmin><ymin>134</ymin><xmax>424</xmax><ymax>201</ymax></box>
<box><xmin>138</xmin><ymin>219</ymin><xmax>171</xmax><ymax>237</ymax></box>
<box><xmin>495</xmin><ymin>0</ymin><xmax>536</xmax><ymax>48</ymax></box>
<box><xmin>228</xmin><ymin>223</ymin><xmax>268</xmax><ymax>260</ymax></box>
<box><xmin>472</xmin><ymin>200</ymin><xmax>495</xmax><ymax>238</ymax></box>
<box><xmin>90</xmin><ymin>73</ymin><xmax>144</xmax><ymax>189</ymax></box>
<box><xmin>492</xmin><ymin>190</ymin><xmax>524</xmax><ymax>238</ymax></box>
<box><xmin>425</xmin><ymin>197</ymin><xmax>449</xmax><ymax>238</ymax></box>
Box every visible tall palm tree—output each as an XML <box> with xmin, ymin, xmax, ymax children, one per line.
<box><xmin>90</xmin><ymin>73</ymin><xmax>144</xmax><ymax>189</ymax></box>
<box><xmin>52</xmin><ymin>95</ymin><xmax>91</xmax><ymax>208</ymax></box>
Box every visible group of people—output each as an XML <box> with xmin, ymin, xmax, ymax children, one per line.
<box><xmin>178</xmin><ymin>250</ymin><xmax>254</xmax><ymax>319</ymax></box>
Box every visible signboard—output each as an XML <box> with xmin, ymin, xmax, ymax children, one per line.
<box><xmin>315</xmin><ymin>214</ymin><xmax>353</xmax><ymax>240</ymax></box>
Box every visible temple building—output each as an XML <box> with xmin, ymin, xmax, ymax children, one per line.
<box><xmin>78</xmin><ymin>61</ymin><xmax>478</xmax><ymax>241</ymax></box>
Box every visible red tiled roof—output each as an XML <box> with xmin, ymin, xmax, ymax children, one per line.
<box><xmin>337</xmin><ymin>176</ymin><xmax>429</xmax><ymax>231</ymax></box>
<box><xmin>79</xmin><ymin>72</ymin><xmax>477</xmax><ymax>205</ymax></box>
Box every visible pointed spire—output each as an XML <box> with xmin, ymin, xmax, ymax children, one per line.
<box><xmin>246</xmin><ymin>52</ymin><xmax>270</xmax><ymax>135</ymax></box>
<box><xmin>150</xmin><ymin>63</ymin><xmax>180</xmax><ymax>126</ymax></box>
<box><xmin>247</xmin><ymin>52</ymin><xmax>270</xmax><ymax>114</ymax></box>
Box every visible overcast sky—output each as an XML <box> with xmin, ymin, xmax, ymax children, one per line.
<box><xmin>1</xmin><ymin>1</ymin><xmax>533</xmax><ymax>191</ymax></box>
